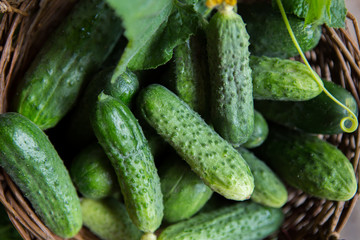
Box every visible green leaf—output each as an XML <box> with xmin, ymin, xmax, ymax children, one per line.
<box><xmin>106</xmin><ymin>0</ymin><xmax>205</xmax><ymax>79</ymax></box>
<box><xmin>106</xmin><ymin>0</ymin><xmax>173</xmax><ymax>74</ymax></box>
<box><xmin>273</xmin><ymin>0</ymin><xmax>347</xmax><ymax>28</ymax></box>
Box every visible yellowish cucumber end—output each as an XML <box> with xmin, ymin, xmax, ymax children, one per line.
<box><xmin>141</xmin><ymin>232</ymin><xmax>157</xmax><ymax>240</ymax></box>
<box><xmin>206</xmin><ymin>0</ymin><xmax>237</xmax><ymax>14</ymax></box>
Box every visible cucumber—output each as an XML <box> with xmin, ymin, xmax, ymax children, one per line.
<box><xmin>242</xmin><ymin>110</ymin><xmax>268</xmax><ymax>149</ymax></box>
<box><xmin>13</xmin><ymin>0</ymin><xmax>123</xmax><ymax>130</ymax></box>
<box><xmin>90</xmin><ymin>93</ymin><xmax>163</xmax><ymax>233</ymax></box>
<box><xmin>81</xmin><ymin>198</ymin><xmax>142</xmax><ymax>240</ymax></box>
<box><xmin>66</xmin><ymin>67</ymin><xmax>139</xmax><ymax>147</ymax></box>
<box><xmin>206</xmin><ymin>7</ymin><xmax>254</xmax><ymax>146</ymax></box>
<box><xmin>250</xmin><ymin>56</ymin><xmax>322</xmax><ymax>101</ymax></box>
<box><xmin>70</xmin><ymin>143</ymin><xmax>120</xmax><ymax>200</ymax></box>
<box><xmin>0</xmin><ymin>113</ymin><xmax>82</xmax><ymax>238</ymax></box>
<box><xmin>160</xmin><ymin>154</ymin><xmax>213</xmax><ymax>223</ymax></box>
<box><xmin>237</xmin><ymin>148</ymin><xmax>288</xmax><ymax>208</ymax></box>
<box><xmin>138</xmin><ymin>84</ymin><xmax>254</xmax><ymax>201</ymax></box>
<box><xmin>173</xmin><ymin>33</ymin><xmax>209</xmax><ymax>118</ymax></box>
<box><xmin>158</xmin><ymin>201</ymin><xmax>284</xmax><ymax>240</ymax></box>
<box><xmin>255</xmin><ymin>126</ymin><xmax>357</xmax><ymax>201</ymax></box>
<box><xmin>255</xmin><ymin>81</ymin><xmax>359</xmax><ymax>134</ymax></box>
<box><xmin>238</xmin><ymin>3</ymin><xmax>321</xmax><ymax>58</ymax></box>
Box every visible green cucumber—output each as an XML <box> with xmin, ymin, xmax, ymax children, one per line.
<box><xmin>158</xmin><ymin>201</ymin><xmax>284</xmax><ymax>240</ymax></box>
<box><xmin>237</xmin><ymin>148</ymin><xmax>288</xmax><ymax>208</ymax></box>
<box><xmin>242</xmin><ymin>110</ymin><xmax>268</xmax><ymax>149</ymax></box>
<box><xmin>138</xmin><ymin>84</ymin><xmax>254</xmax><ymax>201</ymax></box>
<box><xmin>81</xmin><ymin>198</ymin><xmax>142</xmax><ymax>240</ymax></box>
<box><xmin>13</xmin><ymin>0</ymin><xmax>123</xmax><ymax>130</ymax></box>
<box><xmin>250</xmin><ymin>56</ymin><xmax>322</xmax><ymax>101</ymax></box>
<box><xmin>66</xmin><ymin>67</ymin><xmax>139</xmax><ymax>147</ymax></box>
<box><xmin>0</xmin><ymin>113</ymin><xmax>82</xmax><ymax>238</ymax></box>
<box><xmin>160</xmin><ymin>154</ymin><xmax>213</xmax><ymax>223</ymax></box>
<box><xmin>255</xmin><ymin>126</ymin><xmax>357</xmax><ymax>201</ymax></box>
<box><xmin>90</xmin><ymin>93</ymin><xmax>163</xmax><ymax>233</ymax></box>
<box><xmin>173</xmin><ymin>33</ymin><xmax>209</xmax><ymax>118</ymax></box>
<box><xmin>238</xmin><ymin>3</ymin><xmax>321</xmax><ymax>58</ymax></box>
<box><xmin>255</xmin><ymin>81</ymin><xmax>359</xmax><ymax>134</ymax></box>
<box><xmin>206</xmin><ymin>7</ymin><xmax>254</xmax><ymax>146</ymax></box>
<box><xmin>70</xmin><ymin>143</ymin><xmax>120</xmax><ymax>200</ymax></box>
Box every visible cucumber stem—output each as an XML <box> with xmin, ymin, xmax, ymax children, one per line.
<box><xmin>141</xmin><ymin>232</ymin><xmax>157</xmax><ymax>240</ymax></box>
<box><xmin>275</xmin><ymin>0</ymin><xmax>358</xmax><ymax>133</ymax></box>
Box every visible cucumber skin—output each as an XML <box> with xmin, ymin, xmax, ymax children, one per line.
<box><xmin>158</xmin><ymin>201</ymin><xmax>284</xmax><ymax>240</ymax></box>
<box><xmin>13</xmin><ymin>0</ymin><xmax>123</xmax><ymax>130</ymax></box>
<box><xmin>255</xmin><ymin>81</ymin><xmax>359</xmax><ymax>134</ymax></box>
<box><xmin>242</xmin><ymin>110</ymin><xmax>268</xmax><ymax>149</ymax></box>
<box><xmin>250</xmin><ymin>56</ymin><xmax>322</xmax><ymax>101</ymax></box>
<box><xmin>91</xmin><ymin>93</ymin><xmax>163</xmax><ymax>233</ymax></box>
<box><xmin>70</xmin><ymin>143</ymin><xmax>120</xmax><ymax>200</ymax></box>
<box><xmin>138</xmin><ymin>84</ymin><xmax>254</xmax><ymax>201</ymax></box>
<box><xmin>256</xmin><ymin>127</ymin><xmax>357</xmax><ymax>201</ymax></box>
<box><xmin>81</xmin><ymin>198</ymin><xmax>142</xmax><ymax>240</ymax></box>
<box><xmin>0</xmin><ymin>113</ymin><xmax>82</xmax><ymax>238</ymax></box>
<box><xmin>160</xmin><ymin>156</ymin><xmax>213</xmax><ymax>223</ymax></box>
<box><xmin>66</xmin><ymin>68</ymin><xmax>139</xmax><ymax>147</ymax></box>
<box><xmin>206</xmin><ymin>10</ymin><xmax>254</xmax><ymax>146</ymax></box>
<box><xmin>173</xmin><ymin>33</ymin><xmax>209</xmax><ymax>118</ymax></box>
<box><xmin>238</xmin><ymin>3</ymin><xmax>321</xmax><ymax>58</ymax></box>
<box><xmin>237</xmin><ymin>148</ymin><xmax>288</xmax><ymax>208</ymax></box>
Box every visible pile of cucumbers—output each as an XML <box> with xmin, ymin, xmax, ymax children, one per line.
<box><xmin>0</xmin><ymin>0</ymin><xmax>357</xmax><ymax>239</ymax></box>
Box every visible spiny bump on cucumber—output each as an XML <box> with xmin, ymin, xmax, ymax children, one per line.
<box><xmin>138</xmin><ymin>84</ymin><xmax>254</xmax><ymax>201</ymax></box>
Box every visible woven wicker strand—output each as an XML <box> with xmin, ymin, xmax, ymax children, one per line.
<box><xmin>0</xmin><ymin>1</ymin><xmax>360</xmax><ymax>239</ymax></box>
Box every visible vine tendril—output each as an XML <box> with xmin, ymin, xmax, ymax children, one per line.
<box><xmin>275</xmin><ymin>0</ymin><xmax>358</xmax><ymax>133</ymax></box>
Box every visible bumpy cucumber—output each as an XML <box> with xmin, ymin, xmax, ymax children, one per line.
<box><xmin>13</xmin><ymin>0</ymin><xmax>123</xmax><ymax>130</ymax></box>
<box><xmin>138</xmin><ymin>84</ymin><xmax>254</xmax><ymax>201</ymax></box>
<box><xmin>255</xmin><ymin>81</ymin><xmax>359</xmax><ymax>134</ymax></box>
<box><xmin>238</xmin><ymin>3</ymin><xmax>321</xmax><ymax>58</ymax></box>
<box><xmin>237</xmin><ymin>148</ymin><xmax>288</xmax><ymax>208</ymax></box>
<box><xmin>250</xmin><ymin>56</ymin><xmax>322</xmax><ymax>101</ymax></box>
<box><xmin>0</xmin><ymin>113</ymin><xmax>82</xmax><ymax>238</ymax></box>
<box><xmin>160</xmin><ymin>155</ymin><xmax>213</xmax><ymax>223</ymax></box>
<box><xmin>91</xmin><ymin>93</ymin><xmax>163</xmax><ymax>233</ymax></box>
<box><xmin>206</xmin><ymin>7</ymin><xmax>253</xmax><ymax>146</ymax></box>
<box><xmin>158</xmin><ymin>201</ymin><xmax>284</xmax><ymax>240</ymax></box>
<box><xmin>256</xmin><ymin>126</ymin><xmax>357</xmax><ymax>201</ymax></box>
<box><xmin>173</xmin><ymin>33</ymin><xmax>209</xmax><ymax>118</ymax></box>
<box><xmin>70</xmin><ymin>143</ymin><xmax>120</xmax><ymax>199</ymax></box>
<box><xmin>66</xmin><ymin>67</ymin><xmax>139</xmax><ymax>147</ymax></box>
<box><xmin>81</xmin><ymin>198</ymin><xmax>142</xmax><ymax>240</ymax></box>
<box><xmin>242</xmin><ymin>110</ymin><xmax>268</xmax><ymax>149</ymax></box>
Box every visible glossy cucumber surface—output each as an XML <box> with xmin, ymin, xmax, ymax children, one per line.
<box><xmin>0</xmin><ymin>113</ymin><xmax>82</xmax><ymax>238</ymax></box>
<box><xmin>13</xmin><ymin>0</ymin><xmax>123</xmax><ymax>130</ymax></box>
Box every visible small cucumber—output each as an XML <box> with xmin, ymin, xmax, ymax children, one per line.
<box><xmin>13</xmin><ymin>0</ymin><xmax>123</xmax><ymax>130</ymax></box>
<box><xmin>0</xmin><ymin>113</ymin><xmax>82</xmax><ymax>238</ymax></box>
<box><xmin>255</xmin><ymin>81</ymin><xmax>359</xmax><ymax>134</ymax></box>
<box><xmin>66</xmin><ymin>67</ymin><xmax>139</xmax><ymax>147</ymax></box>
<box><xmin>238</xmin><ymin>3</ymin><xmax>321</xmax><ymax>58</ymax></box>
<box><xmin>91</xmin><ymin>93</ymin><xmax>163</xmax><ymax>233</ymax></box>
<box><xmin>173</xmin><ymin>33</ymin><xmax>209</xmax><ymax>118</ymax></box>
<box><xmin>138</xmin><ymin>84</ymin><xmax>254</xmax><ymax>201</ymax></box>
<box><xmin>255</xmin><ymin>126</ymin><xmax>357</xmax><ymax>201</ymax></box>
<box><xmin>242</xmin><ymin>110</ymin><xmax>268</xmax><ymax>149</ymax></box>
<box><xmin>237</xmin><ymin>148</ymin><xmax>288</xmax><ymax>208</ymax></box>
<box><xmin>206</xmin><ymin>7</ymin><xmax>254</xmax><ymax>146</ymax></box>
<box><xmin>160</xmin><ymin>154</ymin><xmax>213</xmax><ymax>223</ymax></box>
<box><xmin>158</xmin><ymin>201</ymin><xmax>284</xmax><ymax>240</ymax></box>
<box><xmin>81</xmin><ymin>198</ymin><xmax>142</xmax><ymax>240</ymax></box>
<box><xmin>250</xmin><ymin>56</ymin><xmax>322</xmax><ymax>101</ymax></box>
<box><xmin>70</xmin><ymin>143</ymin><xmax>120</xmax><ymax>200</ymax></box>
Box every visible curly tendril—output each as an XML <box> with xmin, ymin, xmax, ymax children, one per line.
<box><xmin>275</xmin><ymin>0</ymin><xmax>358</xmax><ymax>133</ymax></box>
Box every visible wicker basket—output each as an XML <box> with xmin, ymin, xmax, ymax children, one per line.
<box><xmin>0</xmin><ymin>1</ymin><xmax>359</xmax><ymax>239</ymax></box>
